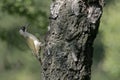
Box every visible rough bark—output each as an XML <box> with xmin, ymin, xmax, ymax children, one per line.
<box><xmin>41</xmin><ymin>0</ymin><xmax>104</xmax><ymax>80</ymax></box>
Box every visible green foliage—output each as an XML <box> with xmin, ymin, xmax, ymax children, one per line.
<box><xmin>92</xmin><ymin>0</ymin><xmax>120</xmax><ymax>80</ymax></box>
<box><xmin>1</xmin><ymin>0</ymin><xmax>48</xmax><ymax>19</ymax></box>
<box><xmin>0</xmin><ymin>0</ymin><xmax>50</xmax><ymax>80</ymax></box>
<box><xmin>1</xmin><ymin>0</ymin><xmax>50</xmax><ymax>34</ymax></box>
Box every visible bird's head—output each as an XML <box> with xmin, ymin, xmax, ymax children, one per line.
<box><xmin>20</xmin><ymin>26</ymin><xmax>26</xmax><ymax>32</ymax></box>
<box><xmin>19</xmin><ymin>24</ymin><xmax>29</xmax><ymax>35</ymax></box>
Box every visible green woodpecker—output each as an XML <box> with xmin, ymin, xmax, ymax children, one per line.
<box><xmin>19</xmin><ymin>25</ymin><xmax>43</xmax><ymax>63</ymax></box>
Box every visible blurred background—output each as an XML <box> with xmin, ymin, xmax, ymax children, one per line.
<box><xmin>0</xmin><ymin>0</ymin><xmax>119</xmax><ymax>80</ymax></box>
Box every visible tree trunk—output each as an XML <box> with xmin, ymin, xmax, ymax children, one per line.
<box><xmin>41</xmin><ymin>0</ymin><xmax>104</xmax><ymax>80</ymax></box>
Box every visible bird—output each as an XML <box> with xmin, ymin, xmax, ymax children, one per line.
<box><xmin>19</xmin><ymin>24</ymin><xmax>43</xmax><ymax>64</ymax></box>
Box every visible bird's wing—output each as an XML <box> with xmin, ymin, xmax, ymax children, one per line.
<box><xmin>26</xmin><ymin>37</ymin><xmax>36</xmax><ymax>53</ymax></box>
